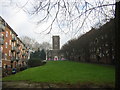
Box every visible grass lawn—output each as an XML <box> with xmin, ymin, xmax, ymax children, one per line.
<box><xmin>3</xmin><ymin>61</ymin><xmax>115</xmax><ymax>86</ymax></box>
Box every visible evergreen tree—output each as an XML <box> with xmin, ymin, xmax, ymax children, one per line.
<box><xmin>40</xmin><ymin>49</ymin><xmax>46</xmax><ymax>60</ymax></box>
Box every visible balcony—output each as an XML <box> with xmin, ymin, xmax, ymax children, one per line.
<box><xmin>22</xmin><ymin>53</ymin><xmax>26</xmax><ymax>56</ymax></box>
<box><xmin>12</xmin><ymin>36</ymin><xmax>17</xmax><ymax>42</ymax></box>
<box><xmin>11</xmin><ymin>47</ymin><xmax>16</xmax><ymax>52</ymax></box>
<box><xmin>0</xmin><ymin>24</ymin><xmax>5</xmax><ymax>32</ymax></box>
<box><xmin>16</xmin><ymin>57</ymin><xmax>20</xmax><ymax>62</ymax></box>
<box><xmin>26</xmin><ymin>49</ymin><xmax>29</xmax><ymax>53</ymax></box>
<box><xmin>0</xmin><ymin>38</ymin><xmax>4</xmax><ymax>45</ymax></box>
<box><xmin>22</xmin><ymin>47</ymin><xmax>26</xmax><ymax>50</ymax></box>
<box><xmin>16</xmin><ymin>49</ymin><xmax>20</xmax><ymax>54</ymax></box>
<box><xmin>11</xmin><ymin>57</ymin><xmax>16</xmax><ymax>61</ymax></box>
<box><xmin>17</xmin><ymin>43</ymin><xmax>20</xmax><ymax>46</ymax></box>
<box><xmin>16</xmin><ymin>40</ymin><xmax>20</xmax><ymax>46</ymax></box>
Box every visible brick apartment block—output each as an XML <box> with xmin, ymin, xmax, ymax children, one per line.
<box><xmin>0</xmin><ymin>16</ymin><xmax>29</xmax><ymax>69</ymax></box>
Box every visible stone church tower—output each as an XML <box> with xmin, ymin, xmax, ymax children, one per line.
<box><xmin>47</xmin><ymin>35</ymin><xmax>62</xmax><ymax>60</ymax></box>
<box><xmin>52</xmin><ymin>36</ymin><xmax>60</xmax><ymax>50</ymax></box>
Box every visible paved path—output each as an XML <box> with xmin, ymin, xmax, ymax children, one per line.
<box><xmin>2</xmin><ymin>81</ymin><xmax>114</xmax><ymax>89</ymax></box>
<box><xmin>2</xmin><ymin>81</ymin><xmax>71</xmax><ymax>88</ymax></box>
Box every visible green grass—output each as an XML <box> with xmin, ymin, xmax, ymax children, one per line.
<box><xmin>3</xmin><ymin>61</ymin><xmax>115</xmax><ymax>85</ymax></box>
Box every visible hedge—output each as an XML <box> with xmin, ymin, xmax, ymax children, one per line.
<box><xmin>28</xmin><ymin>58</ymin><xmax>46</xmax><ymax>67</ymax></box>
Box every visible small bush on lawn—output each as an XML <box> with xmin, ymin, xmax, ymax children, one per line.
<box><xmin>28</xmin><ymin>58</ymin><xmax>44</xmax><ymax>67</ymax></box>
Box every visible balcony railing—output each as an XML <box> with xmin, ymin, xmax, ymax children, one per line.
<box><xmin>0</xmin><ymin>38</ymin><xmax>4</xmax><ymax>45</ymax></box>
<box><xmin>0</xmin><ymin>24</ymin><xmax>5</xmax><ymax>32</ymax></box>
<box><xmin>26</xmin><ymin>50</ymin><xmax>29</xmax><ymax>53</ymax></box>
<box><xmin>22</xmin><ymin>47</ymin><xmax>26</xmax><ymax>50</ymax></box>
<box><xmin>16</xmin><ymin>49</ymin><xmax>20</xmax><ymax>54</ymax></box>
<box><xmin>22</xmin><ymin>53</ymin><xmax>26</xmax><ymax>56</ymax></box>
<box><xmin>11</xmin><ymin>47</ymin><xmax>16</xmax><ymax>52</ymax></box>
<box><xmin>16</xmin><ymin>57</ymin><xmax>20</xmax><ymax>62</ymax></box>
<box><xmin>17</xmin><ymin>43</ymin><xmax>20</xmax><ymax>46</ymax></box>
<box><xmin>11</xmin><ymin>57</ymin><xmax>16</xmax><ymax>61</ymax></box>
<box><xmin>12</xmin><ymin>36</ymin><xmax>17</xmax><ymax>42</ymax></box>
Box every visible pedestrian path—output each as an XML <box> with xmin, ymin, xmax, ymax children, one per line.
<box><xmin>2</xmin><ymin>81</ymin><xmax>64</xmax><ymax>88</ymax></box>
<box><xmin>2</xmin><ymin>81</ymin><xmax>112</xmax><ymax>88</ymax></box>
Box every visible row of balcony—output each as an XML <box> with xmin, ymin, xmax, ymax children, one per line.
<box><xmin>10</xmin><ymin>56</ymin><xmax>28</xmax><ymax>64</ymax></box>
<box><xmin>0</xmin><ymin>39</ymin><xmax>21</xmax><ymax>46</ymax></box>
<box><xmin>11</xmin><ymin>47</ymin><xmax>28</xmax><ymax>54</ymax></box>
<box><xmin>0</xmin><ymin>35</ymin><xmax>20</xmax><ymax>45</ymax></box>
<box><xmin>12</xmin><ymin>36</ymin><xmax>17</xmax><ymax>42</ymax></box>
<box><xmin>0</xmin><ymin>24</ymin><xmax>5</xmax><ymax>32</ymax></box>
<box><xmin>11</xmin><ymin>57</ymin><xmax>27</xmax><ymax>62</ymax></box>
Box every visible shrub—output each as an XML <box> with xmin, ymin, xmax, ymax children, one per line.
<box><xmin>28</xmin><ymin>58</ymin><xmax>44</xmax><ymax>67</ymax></box>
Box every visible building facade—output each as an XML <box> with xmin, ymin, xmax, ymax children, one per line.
<box><xmin>62</xmin><ymin>19</ymin><xmax>115</xmax><ymax>64</ymax></box>
<box><xmin>0</xmin><ymin>16</ymin><xmax>29</xmax><ymax>69</ymax></box>
<box><xmin>47</xmin><ymin>36</ymin><xmax>64</xmax><ymax>60</ymax></box>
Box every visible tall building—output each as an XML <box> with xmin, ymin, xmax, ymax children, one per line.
<box><xmin>52</xmin><ymin>36</ymin><xmax>60</xmax><ymax>50</ymax></box>
<box><xmin>47</xmin><ymin>35</ymin><xmax>63</xmax><ymax>60</ymax></box>
<box><xmin>0</xmin><ymin>16</ymin><xmax>29</xmax><ymax>69</ymax></box>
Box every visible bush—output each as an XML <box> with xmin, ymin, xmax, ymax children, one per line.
<box><xmin>28</xmin><ymin>58</ymin><xmax>44</xmax><ymax>67</ymax></box>
<box><xmin>2</xmin><ymin>68</ymin><xmax>12</xmax><ymax>77</ymax></box>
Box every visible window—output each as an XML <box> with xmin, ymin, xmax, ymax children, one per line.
<box><xmin>17</xmin><ymin>40</ymin><xmax>18</xmax><ymax>44</ymax></box>
<box><xmin>105</xmin><ymin>34</ymin><xmax>107</xmax><ymax>38</ymax></box>
<box><xmin>105</xmin><ymin>43</ymin><xmax>108</xmax><ymax>46</ymax></box>
<box><xmin>10</xmin><ymin>31</ymin><xmax>12</xmax><ymax>35</ymax></box>
<box><xmin>0</xmin><ymin>46</ymin><xmax>3</xmax><ymax>52</ymax></box>
<box><xmin>5</xmin><ymin>42</ymin><xmax>8</xmax><ymax>48</ymax></box>
<box><xmin>0</xmin><ymin>34</ymin><xmax>4</xmax><ymax>39</ymax></box>
<box><xmin>0</xmin><ymin>33</ymin><xmax>1</xmax><ymax>38</ymax></box>
<box><xmin>6</xmin><ymin>31</ymin><xmax>8</xmax><ymax>37</ymax></box>
<box><xmin>16</xmin><ymin>56</ymin><xmax>18</xmax><ymax>59</ymax></box>
<box><xmin>101</xmin><ymin>36</ymin><xmax>104</xmax><ymax>39</ymax></box>
<box><xmin>9</xmin><ymin>50</ymin><xmax>11</xmax><ymax>56</ymax></box>
<box><xmin>5</xmin><ymin>53</ymin><xmax>7</xmax><ymax>60</ymax></box>
<box><xmin>14</xmin><ymin>42</ymin><xmax>16</xmax><ymax>46</ymax></box>
<box><xmin>9</xmin><ymin>40</ymin><xmax>11</xmax><ymax>45</ymax></box>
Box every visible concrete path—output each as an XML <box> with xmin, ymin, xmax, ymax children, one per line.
<box><xmin>2</xmin><ymin>81</ymin><xmax>70</xmax><ymax>88</ymax></box>
<box><xmin>2</xmin><ymin>81</ymin><xmax>114</xmax><ymax>89</ymax></box>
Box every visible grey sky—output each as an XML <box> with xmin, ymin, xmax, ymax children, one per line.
<box><xmin>0</xmin><ymin>0</ymin><xmax>115</xmax><ymax>48</ymax></box>
<box><xmin>0</xmin><ymin>0</ymin><xmax>76</xmax><ymax>48</ymax></box>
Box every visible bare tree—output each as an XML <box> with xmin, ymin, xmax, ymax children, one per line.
<box><xmin>20</xmin><ymin>36</ymin><xmax>39</xmax><ymax>50</ymax></box>
<box><xmin>12</xmin><ymin>0</ymin><xmax>115</xmax><ymax>36</ymax></box>
<box><xmin>20</xmin><ymin>36</ymin><xmax>51</xmax><ymax>51</ymax></box>
<box><xmin>39</xmin><ymin>42</ymin><xmax>52</xmax><ymax>51</ymax></box>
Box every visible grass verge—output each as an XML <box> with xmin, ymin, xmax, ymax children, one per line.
<box><xmin>3</xmin><ymin>61</ymin><xmax>115</xmax><ymax>87</ymax></box>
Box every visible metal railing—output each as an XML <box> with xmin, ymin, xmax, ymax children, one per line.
<box><xmin>0</xmin><ymin>38</ymin><xmax>4</xmax><ymax>45</ymax></box>
<box><xmin>0</xmin><ymin>24</ymin><xmax>5</xmax><ymax>32</ymax></box>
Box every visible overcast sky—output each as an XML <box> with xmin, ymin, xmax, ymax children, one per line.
<box><xmin>0</xmin><ymin>0</ymin><xmax>77</xmax><ymax>48</ymax></box>
<box><xmin>0</xmin><ymin>0</ymin><xmax>115</xmax><ymax>48</ymax></box>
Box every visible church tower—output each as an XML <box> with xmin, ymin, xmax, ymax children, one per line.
<box><xmin>52</xmin><ymin>36</ymin><xmax>60</xmax><ymax>50</ymax></box>
<box><xmin>47</xmin><ymin>35</ymin><xmax>62</xmax><ymax>60</ymax></box>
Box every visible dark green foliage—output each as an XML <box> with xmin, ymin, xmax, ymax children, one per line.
<box><xmin>30</xmin><ymin>49</ymin><xmax>41</xmax><ymax>59</ymax></box>
<box><xmin>30</xmin><ymin>49</ymin><xmax>46</xmax><ymax>60</ymax></box>
<box><xmin>28</xmin><ymin>58</ymin><xmax>43</xmax><ymax>67</ymax></box>
<box><xmin>28</xmin><ymin>49</ymin><xmax>46</xmax><ymax>67</ymax></box>
<box><xmin>39</xmin><ymin>49</ymin><xmax>46</xmax><ymax>60</ymax></box>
